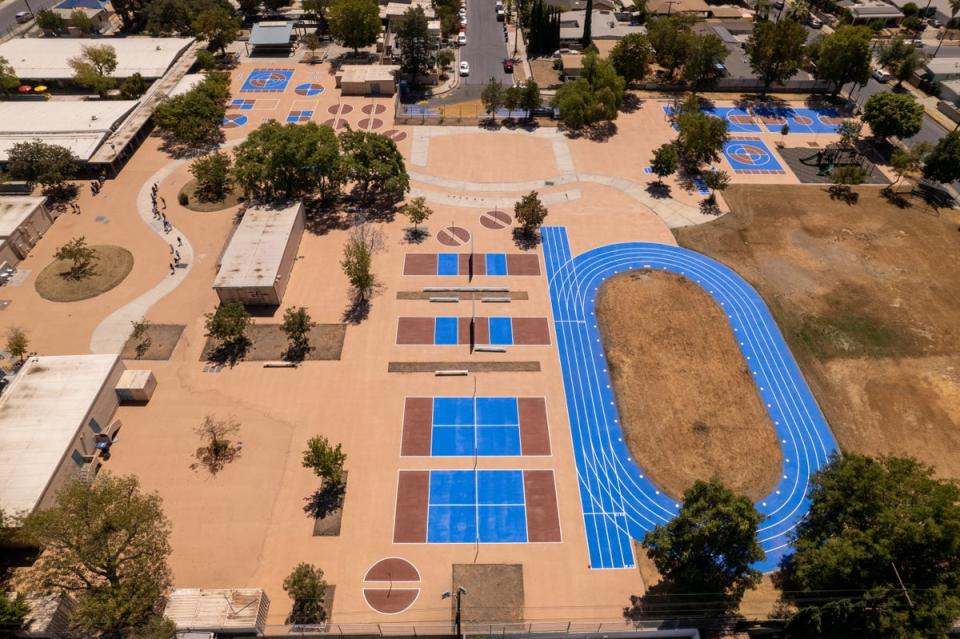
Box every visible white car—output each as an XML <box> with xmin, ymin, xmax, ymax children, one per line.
<box><xmin>457</xmin><ymin>32</ymin><xmax>467</xmax><ymax>45</ymax></box>
<box><xmin>14</xmin><ymin>10</ymin><xmax>32</xmax><ymax>23</ymax></box>
<box><xmin>460</xmin><ymin>15</ymin><xmax>467</xmax><ymax>25</ymax></box>
<box><xmin>460</xmin><ymin>61</ymin><xmax>470</xmax><ymax>76</ymax></box>
<box><xmin>459</xmin><ymin>6</ymin><xmax>466</xmax><ymax>15</ymax></box>
<box><xmin>872</xmin><ymin>67</ymin><xmax>891</xmax><ymax>82</ymax></box>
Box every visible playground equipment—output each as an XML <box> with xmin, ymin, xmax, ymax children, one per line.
<box><xmin>800</xmin><ymin>145</ymin><xmax>869</xmax><ymax>176</ymax></box>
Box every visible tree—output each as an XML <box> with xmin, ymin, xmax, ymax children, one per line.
<box><xmin>130</xmin><ymin>319</ymin><xmax>152</xmax><ymax>359</ymax></box>
<box><xmin>283</xmin><ymin>563</ymin><xmax>328</xmax><ymax>625</ymax></box>
<box><xmin>395</xmin><ymin>6</ymin><xmax>431</xmax><ymax>77</ymax></box>
<box><xmin>341</xmin><ymin>232</ymin><xmax>375</xmax><ymax>301</ymax></box>
<box><xmin>552</xmin><ymin>53</ymin><xmax>625</xmax><ymax>129</ymax></box>
<box><xmin>647</xmin><ymin>15</ymin><xmax>693</xmax><ymax>79</ymax></box>
<box><xmin>0</xmin><ymin>590</ymin><xmax>28</xmax><ymax>635</ymax></box>
<box><xmin>746</xmin><ymin>19</ymin><xmax>808</xmax><ymax>95</ymax></box>
<box><xmin>0</xmin><ymin>56</ymin><xmax>20</xmax><ymax>97</ymax></box>
<box><xmin>436</xmin><ymin>48</ymin><xmax>454</xmax><ymax>71</ymax></box>
<box><xmin>146</xmin><ymin>0</ymin><xmax>232</xmax><ymax>35</ymax></box>
<box><xmin>327</xmin><ymin>0</ymin><xmax>381</xmax><ymax>53</ymax></box>
<box><xmin>302</xmin><ymin>0</ymin><xmax>330</xmax><ymax>19</ymax></box>
<box><xmin>192</xmin><ymin>415</ymin><xmax>242</xmax><ymax>475</ymax></box>
<box><xmin>7</xmin><ymin>142</ymin><xmax>78</xmax><ymax>191</ymax></box>
<box><xmin>193</xmin><ymin>7</ymin><xmax>240</xmax><ymax>56</ymax></box>
<box><xmin>281</xmin><ymin>306</ymin><xmax>316</xmax><ymax>360</ymax></box>
<box><xmin>233</xmin><ymin>121</ymin><xmax>341</xmax><ymax>201</ymax></box>
<box><xmin>70</xmin><ymin>9</ymin><xmax>96</xmax><ymax>33</ymax></box>
<box><xmin>640</xmin><ymin>479</ymin><xmax>763</xmax><ymax>616</ymax></box>
<box><xmin>862</xmin><ymin>92</ymin><xmax>924</xmax><ymax>141</ymax></box>
<box><xmin>922</xmin><ymin>130</ymin><xmax>960</xmax><ymax>185</ymax></box>
<box><xmin>520</xmin><ymin>78</ymin><xmax>541</xmax><ymax>119</ymax></box>
<box><xmin>204</xmin><ymin>302</ymin><xmax>251</xmax><ymax>350</ymax></box>
<box><xmin>682</xmin><ymin>33</ymin><xmax>728</xmax><ymax>93</ymax></box>
<box><xmin>878</xmin><ymin>37</ymin><xmax>924</xmax><ymax>87</ymax></box>
<box><xmin>190</xmin><ymin>151</ymin><xmax>233</xmax><ymax>201</ymax></box>
<box><xmin>581</xmin><ymin>0</ymin><xmax>593</xmax><ymax>47</ymax></box>
<box><xmin>19</xmin><ymin>474</ymin><xmax>172</xmax><ymax>637</ymax></box>
<box><xmin>503</xmin><ymin>85</ymin><xmax>523</xmax><ymax>114</ymax></box>
<box><xmin>888</xmin><ymin>142</ymin><xmax>929</xmax><ymax>192</ymax></box>
<box><xmin>702</xmin><ymin>168</ymin><xmax>730</xmax><ymax>205</ymax></box>
<box><xmin>55</xmin><ymin>237</ymin><xmax>98</xmax><ymax>280</ymax></box>
<box><xmin>36</xmin><ymin>9</ymin><xmax>66</xmax><ymax>32</ymax></box>
<box><xmin>650</xmin><ymin>143</ymin><xmax>679</xmax><ymax>185</ymax></box>
<box><xmin>676</xmin><ymin>96</ymin><xmax>729</xmax><ymax>169</ymax></box>
<box><xmin>238</xmin><ymin>0</ymin><xmax>261</xmax><ymax>15</ymax></box>
<box><xmin>527</xmin><ymin>0</ymin><xmax>560</xmax><ymax>54</ymax></box>
<box><xmin>481</xmin><ymin>78</ymin><xmax>504</xmax><ymax>121</ymax></box>
<box><xmin>400</xmin><ymin>196</ymin><xmax>432</xmax><ymax>236</ymax></box>
<box><xmin>829</xmin><ymin>164</ymin><xmax>865</xmax><ymax>203</ymax></box>
<box><xmin>338</xmin><ymin>129</ymin><xmax>409</xmax><ymax>201</ymax></box>
<box><xmin>153</xmin><ymin>71</ymin><xmax>231</xmax><ymax>146</ymax></box>
<box><xmin>778</xmin><ymin>454</ymin><xmax>960</xmax><ymax>638</ymax></box>
<box><xmin>68</xmin><ymin>44</ymin><xmax>118</xmax><ymax>97</ymax></box>
<box><xmin>815</xmin><ymin>25</ymin><xmax>872</xmax><ymax>96</ymax></box>
<box><xmin>120</xmin><ymin>72</ymin><xmax>148</xmax><ymax>99</ymax></box>
<box><xmin>837</xmin><ymin>119</ymin><xmax>863</xmax><ymax>149</ymax></box>
<box><xmin>5</xmin><ymin>326</ymin><xmax>28</xmax><ymax>364</ymax></box>
<box><xmin>301</xmin><ymin>33</ymin><xmax>322</xmax><ymax>64</ymax></box>
<box><xmin>609</xmin><ymin>33</ymin><xmax>651</xmax><ymax>85</ymax></box>
<box><xmin>303</xmin><ymin>435</ymin><xmax>346</xmax><ymax>483</ymax></box>
<box><xmin>514</xmin><ymin>190</ymin><xmax>548</xmax><ymax>234</ymax></box>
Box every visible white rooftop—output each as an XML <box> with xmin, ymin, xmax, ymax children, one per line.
<box><xmin>0</xmin><ymin>36</ymin><xmax>194</xmax><ymax>80</ymax></box>
<box><xmin>0</xmin><ymin>100</ymin><xmax>137</xmax><ymax>162</ymax></box>
<box><xmin>0</xmin><ymin>354</ymin><xmax>119</xmax><ymax>515</ymax></box>
<box><xmin>925</xmin><ymin>57</ymin><xmax>960</xmax><ymax>75</ymax></box>
<box><xmin>164</xmin><ymin>588</ymin><xmax>268</xmax><ymax>632</ymax></box>
<box><xmin>214</xmin><ymin>202</ymin><xmax>302</xmax><ymax>290</ymax></box>
<box><xmin>0</xmin><ymin>196</ymin><xmax>45</xmax><ymax>238</ymax></box>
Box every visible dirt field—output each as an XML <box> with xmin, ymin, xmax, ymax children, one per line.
<box><xmin>676</xmin><ymin>185</ymin><xmax>960</xmax><ymax>478</ymax></box>
<box><xmin>120</xmin><ymin>324</ymin><xmax>185</xmax><ymax>360</ymax></box>
<box><xmin>596</xmin><ymin>271</ymin><xmax>781</xmax><ymax>501</ymax></box>
<box><xmin>200</xmin><ymin>324</ymin><xmax>346</xmax><ymax>362</ymax></box>
<box><xmin>452</xmin><ymin>564</ymin><xmax>524</xmax><ymax>623</ymax></box>
<box><xmin>178</xmin><ymin>179</ymin><xmax>245</xmax><ymax>213</ymax></box>
<box><xmin>34</xmin><ymin>245</ymin><xmax>134</xmax><ymax>302</ymax></box>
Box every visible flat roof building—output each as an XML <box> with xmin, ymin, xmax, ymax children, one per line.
<box><xmin>838</xmin><ymin>0</ymin><xmax>903</xmax><ymax>25</ymax></box>
<box><xmin>0</xmin><ymin>354</ymin><xmax>124</xmax><ymax>516</ymax></box>
<box><xmin>0</xmin><ymin>196</ymin><xmax>57</xmax><ymax>269</ymax></box>
<box><xmin>336</xmin><ymin>64</ymin><xmax>400</xmax><ymax>96</ymax></box>
<box><xmin>246</xmin><ymin>21</ymin><xmax>295</xmax><ymax>55</ymax></box>
<box><xmin>559</xmin><ymin>10</ymin><xmax>647</xmax><ymax>43</ymax></box>
<box><xmin>213</xmin><ymin>202</ymin><xmax>305</xmax><ymax>306</ymax></box>
<box><xmin>163</xmin><ymin>588</ymin><xmax>270</xmax><ymax>635</ymax></box>
<box><xmin>0</xmin><ymin>36</ymin><xmax>194</xmax><ymax>80</ymax></box>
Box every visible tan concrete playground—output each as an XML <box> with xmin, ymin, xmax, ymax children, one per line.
<box><xmin>0</xmin><ymin>71</ymin><xmax>839</xmax><ymax>626</ymax></box>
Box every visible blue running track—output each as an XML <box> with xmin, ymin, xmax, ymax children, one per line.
<box><xmin>541</xmin><ymin>226</ymin><xmax>838</xmax><ymax>570</ymax></box>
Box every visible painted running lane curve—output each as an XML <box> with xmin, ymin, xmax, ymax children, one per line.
<box><xmin>541</xmin><ymin>226</ymin><xmax>839</xmax><ymax>571</ymax></box>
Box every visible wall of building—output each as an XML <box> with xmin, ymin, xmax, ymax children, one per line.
<box><xmin>273</xmin><ymin>204</ymin><xmax>305</xmax><ymax>304</ymax></box>
<box><xmin>0</xmin><ymin>202</ymin><xmax>56</xmax><ymax>266</ymax></box>
<box><xmin>215</xmin><ymin>284</ymin><xmax>280</xmax><ymax>306</ymax></box>
<box><xmin>36</xmin><ymin>357</ymin><xmax>125</xmax><ymax>511</ymax></box>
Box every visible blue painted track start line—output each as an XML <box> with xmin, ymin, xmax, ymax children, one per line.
<box><xmin>541</xmin><ymin>226</ymin><xmax>839</xmax><ymax>571</ymax></box>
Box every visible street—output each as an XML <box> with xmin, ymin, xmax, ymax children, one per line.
<box><xmin>0</xmin><ymin>0</ymin><xmax>58</xmax><ymax>34</ymax></box>
<box><xmin>459</xmin><ymin>0</ymin><xmax>512</xmax><ymax>85</ymax></box>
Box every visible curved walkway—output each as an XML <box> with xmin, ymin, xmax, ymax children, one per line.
<box><xmin>89</xmin><ymin>160</ymin><xmax>193</xmax><ymax>354</ymax></box>
<box><xmin>541</xmin><ymin>226</ymin><xmax>839</xmax><ymax>571</ymax></box>
<box><xmin>409</xmin><ymin>170</ymin><xmax>712</xmax><ymax>228</ymax></box>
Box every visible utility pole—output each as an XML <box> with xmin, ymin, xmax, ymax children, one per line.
<box><xmin>442</xmin><ymin>586</ymin><xmax>467</xmax><ymax>638</ymax></box>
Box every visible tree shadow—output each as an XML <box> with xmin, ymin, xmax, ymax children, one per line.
<box><xmin>158</xmin><ymin>136</ymin><xmax>222</xmax><ymax>160</ymax></box>
<box><xmin>826</xmin><ymin>185</ymin><xmax>860</xmax><ymax>205</ymax></box>
<box><xmin>512</xmin><ymin>227</ymin><xmax>541</xmax><ymax>250</ymax></box>
<box><xmin>304</xmin><ymin>202</ymin><xmax>350</xmax><ymax>235</ymax></box>
<box><xmin>43</xmin><ymin>183</ymin><xmax>79</xmax><ymax>208</ymax></box>
<box><xmin>303</xmin><ymin>479</ymin><xmax>346</xmax><ymax>519</ymax></box>
<box><xmin>342</xmin><ymin>293</ymin><xmax>371</xmax><ymax>325</ymax></box>
<box><xmin>620</xmin><ymin>93</ymin><xmax>643</xmax><ymax>114</ymax></box>
<box><xmin>881</xmin><ymin>187</ymin><xmax>912</xmax><ymax>209</ymax></box>
<box><xmin>645</xmin><ymin>182</ymin><xmax>671</xmax><ymax>199</ymax></box>
<box><xmin>206</xmin><ymin>336</ymin><xmax>252</xmax><ymax>367</ymax></box>
<box><xmin>699</xmin><ymin>199</ymin><xmax>722</xmax><ymax>216</ymax></box>
<box><xmin>282</xmin><ymin>340</ymin><xmax>313</xmax><ymax>363</ymax></box>
<box><xmin>404</xmin><ymin>227</ymin><xmax>431</xmax><ymax>243</ymax></box>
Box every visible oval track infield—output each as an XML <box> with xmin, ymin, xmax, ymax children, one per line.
<box><xmin>540</xmin><ymin>226</ymin><xmax>839</xmax><ymax>571</ymax></box>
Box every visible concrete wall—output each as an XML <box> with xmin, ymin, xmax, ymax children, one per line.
<box><xmin>340</xmin><ymin>79</ymin><xmax>395</xmax><ymax>96</ymax></box>
<box><xmin>272</xmin><ymin>204</ymin><xmax>304</xmax><ymax>305</ymax></box>
<box><xmin>36</xmin><ymin>358</ymin><xmax>125</xmax><ymax>511</ymax></box>
<box><xmin>0</xmin><ymin>201</ymin><xmax>57</xmax><ymax>267</ymax></box>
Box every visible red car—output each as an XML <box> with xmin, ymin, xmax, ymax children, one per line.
<box><xmin>503</xmin><ymin>58</ymin><xmax>514</xmax><ymax>73</ymax></box>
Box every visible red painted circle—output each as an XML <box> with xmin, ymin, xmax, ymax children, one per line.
<box><xmin>480</xmin><ymin>210</ymin><xmax>512</xmax><ymax>229</ymax></box>
<box><xmin>361</xmin><ymin>103</ymin><xmax>387</xmax><ymax>115</ymax></box>
<box><xmin>436</xmin><ymin>226</ymin><xmax>471</xmax><ymax>247</ymax></box>
<box><xmin>322</xmin><ymin>118</ymin><xmax>349</xmax><ymax>130</ymax></box>
<box><xmin>362</xmin><ymin>558</ymin><xmax>420</xmax><ymax>615</ymax></box>
<box><xmin>359</xmin><ymin>118</ymin><xmax>384</xmax><ymax>131</ymax></box>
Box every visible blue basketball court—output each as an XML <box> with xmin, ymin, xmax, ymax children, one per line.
<box><xmin>662</xmin><ymin>105</ymin><xmax>760</xmax><ymax>133</ymax></box>
<box><xmin>428</xmin><ymin>470</ymin><xmax>528</xmax><ymax>543</ymax></box>
<box><xmin>433</xmin><ymin>317</ymin><xmax>514</xmax><ymax>345</ymax></box>
<box><xmin>754</xmin><ymin>105</ymin><xmax>842</xmax><ymax>134</ymax></box>
<box><xmin>230</xmin><ymin>98</ymin><xmax>255</xmax><ymax>110</ymax></box>
<box><xmin>430</xmin><ymin>397</ymin><xmax>521</xmax><ymax>456</ymax></box>
<box><xmin>240</xmin><ymin>68</ymin><xmax>293</xmax><ymax>93</ymax></box>
<box><xmin>723</xmin><ymin>138</ymin><xmax>784</xmax><ymax>174</ymax></box>
<box><xmin>286</xmin><ymin>109</ymin><xmax>314</xmax><ymax>123</ymax></box>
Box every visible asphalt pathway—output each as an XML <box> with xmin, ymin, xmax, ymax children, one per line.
<box><xmin>459</xmin><ymin>0</ymin><xmax>512</xmax><ymax>86</ymax></box>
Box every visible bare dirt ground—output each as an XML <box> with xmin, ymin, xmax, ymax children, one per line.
<box><xmin>120</xmin><ymin>324</ymin><xmax>185</xmax><ymax>360</ymax></box>
<box><xmin>178</xmin><ymin>179</ymin><xmax>245</xmax><ymax>213</ymax></box>
<box><xmin>529</xmin><ymin>59</ymin><xmax>562</xmax><ymax>89</ymax></box>
<box><xmin>596</xmin><ymin>271</ymin><xmax>781</xmax><ymax>501</ymax></box>
<box><xmin>452</xmin><ymin>564</ymin><xmax>524</xmax><ymax>623</ymax></box>
<box><xmin>676</xmin><ymin>184</ymin><xmax>960</xmax><ymax>478</ymax></box>
<box><xmin>200</xmin><ymin>324</ymin><xmax>346</xmax><ymax>362</ymax></box>
<box><xmin>34</xmin><ymin>245</ymin><xmax>134</xmax><ymax>302</ymax></box>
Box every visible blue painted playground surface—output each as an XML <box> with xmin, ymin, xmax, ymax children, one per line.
<box><xmin>723</xmin><ymin>138</ymin><xmax>784</xmax><ymax>173</ymax></box>
<box><xmin>541</xmin><ymin>226</ymin><xmax>839</xmax><ymax>570</ymax></box>
<box><xmin>222</xmin><ymin>113</ymin><xmax>248</xmax><ymax>128</ymax></box>
<box><xmin>240</xmin><ymin>68</ymin><xmax>293</xmax><ymax>93</ymax></box>
<box><xmin>294</xmin><ymin>82</ymin><xmax>325</xmax><ymax>96</ymax></box>
<box><xmin>438</xmin><ymin>253</ymin><xmax>507</xmax><ymax>276</ymax></box>
<box><xmin>286</xmin><ymin>109</ymin><xmax>314</xmax><ymax>123</ymax></box>
<box><xmin>433</xmin><ymin>316</ymin><xmax>514</xmax><ymax>345</ymax></box>
<box><xmin>662</xmin><ymin>103</ymin><xmax>843</xmax><ymax>135</ymax></box>
<box><xmin>230</xmin><ymin>98</ymin><xmax>255</xmax><ymax>110</ymax></box>
<box><xmin>428</xmin><ymin>470</ymin><xmax>527</xmax><ymax>543</ymax></box>
<box><xmin>430</xmin><ymin>397</ymin><xmax>522</xmax><ymax>456</ymax></box>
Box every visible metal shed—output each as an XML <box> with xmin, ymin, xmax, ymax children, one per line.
<box><xmin>163</xmin><ymin>588</ymin><xmax>270</xmax><ymax>635</ymax></box>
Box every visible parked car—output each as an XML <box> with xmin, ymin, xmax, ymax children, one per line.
<box><xmin>14</xmin><ymin>11</ymin><xmax>32</xmax><ymax>23</ymax></box>
<box><xmin>807</xmin><ymin>14</ymin><xmax>822</xmax><ymax>28</ymax></box>
<box><xmin>459</xmin><ymin>6</ymin><xmax>466</xmax><ymax>15</ymax></box>
<box><xmin>460</xmin><ymin>61</ymin><xmax>470</xmax><ymax>76</ymax></box>
<box><xmin>496</xmin><ymin>7</ymin><xmax>505</xmax><ymax>19</ymax></box>
<box><xmin>872</xmin><ymin>67</ymin><xmax>891</xmax><ymax>82</ymax></box>
<box><xmin>457</xmin><ymin>32</ymin><xmax>467</xmax><ymax>45</ymax></box>
<box><xmin>460</xmin><ymin>15</ymin><xmax>467</xmax><ymax>25</ymax></box>
<box><xmin>503</xmin><ymin>58</ymin><xmax>514</xmax><ymax>72</ymax></box>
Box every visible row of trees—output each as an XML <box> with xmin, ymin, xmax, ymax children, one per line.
<box><xmin>481</xmin><ymin>78</ymin><xmax>542</xmax><ymax>121</ymax></box>
<box><xmin>527</xmin><ymin>0</ymin><xmax>561</xmax><ymax>55</ymax></box>
<box><xmin>153</xmin><ymin>70</ymin><xmax>232</xmax><ymax>146</ymax></box>
<box><xmin>631</xmin><ymin>454</ymin><xmax>960</xmax><ymax>637</ymax></box>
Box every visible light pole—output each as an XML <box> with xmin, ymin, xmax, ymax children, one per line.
<box><xmin>441</xmin><ymin>586</ymin><xmax>467</xmax><ymax>638</ymax></box>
